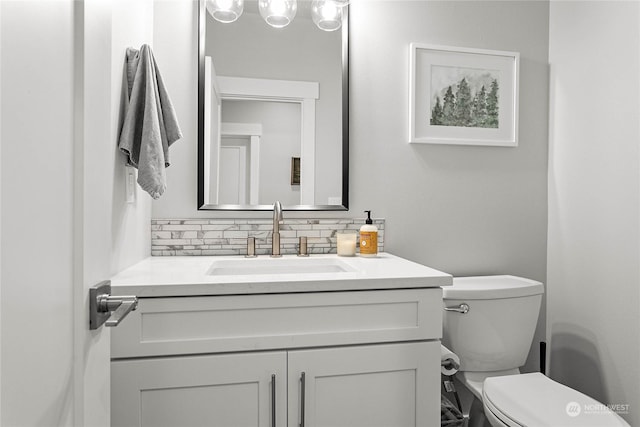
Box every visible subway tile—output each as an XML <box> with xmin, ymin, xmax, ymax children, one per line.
<box><xmin>202</xmin><ymin>224</ymin><xmax>238</xmax><ymax>231</ymax></box>
<box><xmin>175</xmin><ymin>249</ymin><xmax>202</xmax><ymax>256</ymax></box>
<box><xmin>223</xmin><ymin>230</ymin><xmax>248</xmax><ymax>238</ymax></box>
<box><xmin>151</xmin><ymin>218</ymin><xmax>385</xmax><ymax>256</ymax></box>
<box><xmin>152</xmin><ymin>231</ymin><xmax>171</xmax><ymax>239</ymax></box>
<box><xmin>202</xmin><ymin>230</ymin><xmax>224</xmax><ymax>239</ymax></box>
<box><xmin>204</xmin><ymin>238</ymin><xmax>229</xmax><ymax>245</ymax></box>
<box><xmin>154</xmin><ymin>239</ymin><xmax>190</xmax><ymax>246</ymax></box>
<box><xmin>162</xmin><ymin>225</ymin><xmax>201</xmax><ymax>231</ymax></box>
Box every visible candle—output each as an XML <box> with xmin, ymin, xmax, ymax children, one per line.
<box><xmin>337</xmin><ymin>230</ymin><xmax>357</xmax><ymax>256</ymax></box>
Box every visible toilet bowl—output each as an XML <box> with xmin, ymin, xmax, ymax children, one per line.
<box><xmin>443</xmin><ymin>275</ymin><xmax>630</xmax><ymax>427</ymax></box>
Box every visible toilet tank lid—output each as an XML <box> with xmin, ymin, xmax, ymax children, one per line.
<box><xmin>443</xmin><ymin>275</ymin><xmax>544</xmax><ymax>300</ymax></box>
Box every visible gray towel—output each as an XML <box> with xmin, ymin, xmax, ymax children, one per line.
<box><xmin>118</xmin><ymin>44</ymin><xmax>182</xmax><ymax>199</ymax></box>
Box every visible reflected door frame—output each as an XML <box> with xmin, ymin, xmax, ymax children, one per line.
<box><xmin>218</xmin><ymin>76</ymin><xmax>318</xmax><ymax>205</ymax></box>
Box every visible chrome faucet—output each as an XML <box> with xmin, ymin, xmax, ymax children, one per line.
<box><xmin>271</xmin><ymin>201</ymin><xmax>283</xmax><ymax>257</ymax></box>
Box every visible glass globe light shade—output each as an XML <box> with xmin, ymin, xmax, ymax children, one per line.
<box><xmin>311</xmin><ymin>0</ymin><xmax>342</xmax><ymax>32</ymax></box>
<box><xmin>207</xmin><ymin>0</ymin><xmax>244</xmax><ymax>24</ymax></box>
<box><xmin>259</xmin><ymin>0</ymin><xmax>297</xmax><ymax>28</ymax></box>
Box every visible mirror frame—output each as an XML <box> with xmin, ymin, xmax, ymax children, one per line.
<box><xmin>197</xmin><ymin>0</ymin><xmax>349</xmax><ymax>211</ymax></box>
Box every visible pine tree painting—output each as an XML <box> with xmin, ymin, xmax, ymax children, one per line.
<box><xmin>430</xmin><ymin>66</ymin><xmax>500</xmax><ymax>128</ymax></box>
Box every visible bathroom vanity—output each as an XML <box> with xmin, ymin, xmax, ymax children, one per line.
<box><xmin>110</xmin><ymin>253</ymin><xmax>451</xmax><ymax>427</ymax></box>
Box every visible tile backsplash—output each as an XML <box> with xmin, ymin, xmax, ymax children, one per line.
<box><xmin>151</xmin><ymin>218</ymin><xmax>385</xmax><ymax>256</ymax></box>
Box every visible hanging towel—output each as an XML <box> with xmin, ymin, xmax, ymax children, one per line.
<box><xmin>118</xmin><ymin>44</ymin><xmax>182</xmax><ymax>199</ymax></box>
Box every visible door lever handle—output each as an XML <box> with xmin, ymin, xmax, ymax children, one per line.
<box><xmin>90</xmin><ymin>280</ymin><xmax>138</xmax><ymax>329</ymax></box>
<box><xmin>99</xmin><ymin>295</ymin><xmax>138</xmax><ymax>327</ymax></box>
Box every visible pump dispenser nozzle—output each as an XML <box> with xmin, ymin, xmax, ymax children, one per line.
<box><xmin>364</xmin><ymin>210</ymin><xmax>373</xmax><ymax>224</ymax></box>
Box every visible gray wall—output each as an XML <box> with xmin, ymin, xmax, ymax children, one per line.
<box><xmin>548</xmin><ymin>2</ymin><xmax>639</xmax><ymax>425</ymax></box>
<box><xmin>348</xmin><ymin>0</ymin><xmax>550</xmax><ymax>371</ymax></box>
<box><xmin>152</xmin><ymin>0</ymin><xmax>550</xmax><ymax>371</ymax></box>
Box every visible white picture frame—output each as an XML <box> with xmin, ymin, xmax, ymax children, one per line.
<box><xmin>409</xmin><ymin>43</ymin><xmax>520</xmax><ymax>147</ymax></box>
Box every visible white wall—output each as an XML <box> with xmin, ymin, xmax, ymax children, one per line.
<box><xmin>152</xmin><ymin>0</ymin><xmax>200</xmax><ymax>217</ymax></box>
<box><xmin>78</xmin><ymin>0</ymin><xmax>153</xmax><ymax>424</ymax></box>
<box><xmin>109</xmin><ymin>1</ymin><xmax>154</xmax><ymax>273</ymax></box>
<box><xmin>547</xmin><ymin>2</ymin><xmax>640</xmax><ymax>424</ymax></box>
<box><xmin>1</xmin><ymin>0</ymin><xmax>152</xmax><ymax>425</ymax></box>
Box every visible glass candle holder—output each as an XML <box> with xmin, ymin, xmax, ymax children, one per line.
<box><xmin>336</xmin><ymin>230</ymin><xmax>357</xmax><ymax>256</ymax></box>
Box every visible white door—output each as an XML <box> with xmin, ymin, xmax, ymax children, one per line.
<box><xmin>219</xmin><ymin>140</ymin><xmax>249</xmax><ymax>205</ymax></box>
<box><xmin>111</xmin><ymin>351</ymin><xmax>287</xmax><ymax>427</ymax></box>
<box><xmin>1</xmin><ymin>0</ymin><xmax>152</xmax><ymax>425</ymax></box>
<box><xmin>287</xmin><ymin>342</ymin><xmax>441</xmax><ymax>427</ymax></box>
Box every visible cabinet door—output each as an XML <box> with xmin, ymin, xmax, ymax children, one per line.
<box><xmin>112</xmin><ymin>351</ymin><xmax>287</xmax><ymax>427</ymax></box>
<box><xmin>287</xmin><ymin>342</ymin><xmax>440</xmax><ymax>427</ymax></box>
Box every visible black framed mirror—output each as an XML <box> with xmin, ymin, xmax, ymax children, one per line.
<box><xmin>197</xmin><ymin>0</ymin><xmax>349</xmax><ymax>210</ymax></box>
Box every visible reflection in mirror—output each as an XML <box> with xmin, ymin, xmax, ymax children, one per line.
<box><xmin>197</xmin><ymin>0</ymin><xmax>349</xmax><ymax>210</ymax></box>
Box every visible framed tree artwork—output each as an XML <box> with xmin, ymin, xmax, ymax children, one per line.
<box><xmin>409</xmin><ymin>43</ymin><xmax>519</xmax><ymax>147</ymax></box>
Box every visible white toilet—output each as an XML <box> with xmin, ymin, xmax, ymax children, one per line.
<box><xmin>442</xmin><ymin>275</ymin><xmax>629</xmax><ymax>427</ymax></box>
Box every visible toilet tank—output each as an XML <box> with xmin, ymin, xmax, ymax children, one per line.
<box><xmin>442</xmin><ymin>275</ymin><xmax>543</xmax><ymax>373</ymax></box>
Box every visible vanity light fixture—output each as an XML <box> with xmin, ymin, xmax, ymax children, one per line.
<box><xmin>259</xmin><ymin>0</ymin><xmax>297</xmax><ymax>28</ymax></box>
<box><xmin>207</xmin><ymin>0</ymin><xmax>348</xmax><ymax>31</ymax></box>
<box><xmin>207</xmin><ymin>0</ymin><xmax>244</xmax><ymax>23</ymax></box>
<box><xmin>311</xmin><ymin>0</ymin><xmax>342</xmax><ymax>31</ymax></box>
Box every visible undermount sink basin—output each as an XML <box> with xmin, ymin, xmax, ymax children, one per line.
<box><xmin>207</xmin><ymin>256</ymin><xmax>358</xmax><ymax>276</ymax></box>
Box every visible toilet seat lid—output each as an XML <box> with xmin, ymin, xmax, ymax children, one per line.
<box><xmin>483</xmin><ymin>373</ymin><xmax>629</xmax><ymax>427</ymax></box>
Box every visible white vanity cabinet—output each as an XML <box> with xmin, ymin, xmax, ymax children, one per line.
<box><xmin>109</xmin><ymin>254</ymin><xmax>451</xmax><ymax>427</ymax></box>
<box><xmin>111</xmin><ymin>289</ymin><xmax>442</xmax><ymax>426</ymax></box>
<box><xmin>112</xmin><ymin>342</ymin><xmax>438</xmax><ymax>427</ymax></box>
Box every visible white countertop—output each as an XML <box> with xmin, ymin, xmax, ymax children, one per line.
<box><xmin>110</xmin><ymin>252</ymin><xmax>452</xmax><ymax>297</ymax></box>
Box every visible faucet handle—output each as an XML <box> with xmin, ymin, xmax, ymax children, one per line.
<box><xmin>270</xmin><ymin>233</ymin><xmax>282</xmax><ymax>258</ymax></box>
<box><xmin>246</xmin><ymin>237</ymin><xmax>257</xmax><ymax>258</ymax></box>
<box><xmin>298</xmin><ymin>236</ymin><xmax>309</xmax><ymax>257</ymax></box>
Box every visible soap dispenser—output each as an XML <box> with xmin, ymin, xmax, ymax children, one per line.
<box><xmin>359</xmin><ymin>210</ymin><xmax>378</xmax><ymax>257</ymax></box>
